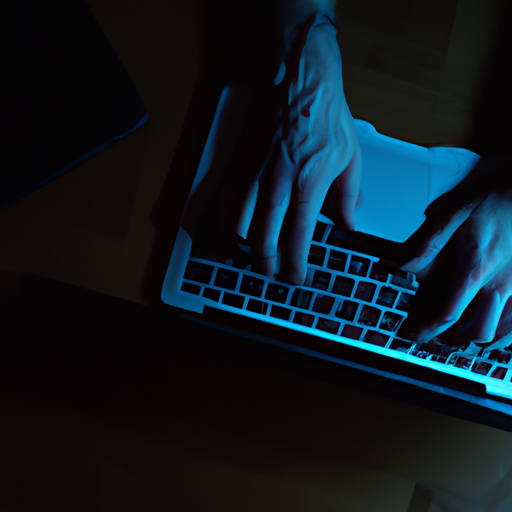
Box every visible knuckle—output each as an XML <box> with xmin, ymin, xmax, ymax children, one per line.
<box><xmin>264</xmin><ymin>191</ymin><xmax>287</xmax><ymax>210</ymax></box>
<box><xmin>296</xmin><ymin>169</ymin><xmax>313</xmax><ymax>195</ymax></box>
<box><xmin>422</xmin><ymin>236</ymin><xmax>443</xmax><ymax>257</ymax></box>
<box><xmin>438</xmin><ymin>314</ymin><xmax>460</xmax><ymax>326</ymax></box>
<box><xmin>465</xmin><ymin>256</ymin><xmax>487</xmax><ymax>286</ymax></box>
<box><xmin>460</xmin><ymin>204</ymin><xmax>474</xmax><ymax>217</ymax></box>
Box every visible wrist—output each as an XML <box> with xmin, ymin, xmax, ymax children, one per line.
<box><xmin>276</xmin><ymin>1</ymin><xmax>336</xmax><ymax>58</ymax></box>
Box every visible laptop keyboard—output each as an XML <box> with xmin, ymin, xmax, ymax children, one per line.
<box><xmin>180</xmin><ymin>220</ymin><xmax>512</xmax><ymax>387</ymax></box>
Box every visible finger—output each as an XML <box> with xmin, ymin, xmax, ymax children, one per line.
<box><xmin>479</xmin><ymin>334</ymin><xmax>512</xmax><ymax>352</ymax></box>
<box><xmin>406</xmin><ymin>248</ymin><xmax>488</xmax><ymax>342</ymax></box>
<box><xmin>495</xmin><ymin>296</ymin><xmax>512</xmax><ymax>341</ymax></box>
<box><xmin>333</xmin><ymin>145</ymin><xmax>362</xmax><ymax>230</ymax></box>
<box><xmin>237</xmin><ymin>174</ymin><xmax>260</xmax><ymax>239</ymax></box>
<box><xmin>413</xmin><ymin>288</ymin><xmax>482</xmax><ymax>343</ymax></box>
<box><xmin>470</xmin><ymin>289</ymin><xmax>509</xmax><ymax>343</ymax></box>
<box><xmin>284</xmin><ymin>144</ymin><xmax>361</xmax><ymax>284</ymax></box>
<box><xmin>447</xmin><ymin>288</ymin><xmax>510</xmax><ymax>345</ymax></box>
<box><xmin>401</xmin><ymin>199</ymin><xmax>482</xmax><ymax>273</ymax></box>
<box><xmin>252</xmin><ymin>149</ymin><xmax>294</xmax><ymax>278</ymax></box>
<box><xmin>481</xmin><ymin>295</ymin><xmax>512</xmax><ymax>350</ymax></box>
<box><xmin>285</xmin><ymin>189</ymin><xmax>324</xmax><ymax>285</ymax></box>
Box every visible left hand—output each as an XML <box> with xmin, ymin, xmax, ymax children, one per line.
<box><xmin>401</xmin><ymin>158</ymin><xmax>512</xmax><ymax>349</ymax></box>
<box><xmin>237</xmin><ymin>14</ymin><xmax>361</xmax><ymax>285</ymax></box>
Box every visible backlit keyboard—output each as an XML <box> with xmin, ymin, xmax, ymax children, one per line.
<box><xmin>179</xmin><ymin>219</ymin><xmax>512</xmax><ymax>390</ymax></box>
<box><xmin>182</xmin><ymin>220</ymin><xmax>418</xmax><ymax>348</ymax></box>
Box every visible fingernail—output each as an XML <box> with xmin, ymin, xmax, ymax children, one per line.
<box><xmin>288</xmin><ymin>273</ymin><xmax>305</xmax><ymax>286</ymax></box>
<box><xmin>415</xmin><ymin>332</ymin><xmax>431</xmax><ymax>343</ymax></box>
<box><xmin>400</xmin><ymin>258</ymin><xmax>422</xmax><ymax>272</ymax></box>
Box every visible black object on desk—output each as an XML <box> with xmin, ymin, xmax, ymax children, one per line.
<box><xmin>0</xmin><ymin>0</ymin><xmax>149</xmax><ymax>208</ymax></box>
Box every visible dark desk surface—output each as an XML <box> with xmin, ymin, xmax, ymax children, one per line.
<box><xmin>1</xmin><ymin>1</ymin><xmax>511</xmax><ymax>510</ymax></box>
<box><xmin>3</xmin><ymin>273</ymin><xmax>512</xmax><ymax>512</ymax></box>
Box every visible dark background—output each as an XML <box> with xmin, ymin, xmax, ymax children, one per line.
<box><xmin>1</xmin><ymin>1</ymin><xmax>512</xmax><ymax>510</ymax></box>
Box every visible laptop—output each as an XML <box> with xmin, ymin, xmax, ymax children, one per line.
<box><xmin>1</xmin><ymin>0</ymin><xmax>148</xmax><ymax>209</ymax></box>
<box><xmin>161</xmin><ymin>85</ymin><xmax>512</xmax><ymax>426</ymax></box>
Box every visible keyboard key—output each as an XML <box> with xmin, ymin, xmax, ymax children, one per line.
<box><xmin>358</xmin><ymin>305</ymin><xmax>381</xmax><ymax>327</ymax></box>
<box><xmin>333</xmin><ymin>275</ymin><xmax>355</xmax><ymax>297</ymax></box>
<box><xmin>364</xmin><ymin>330</ymin><xmax>389</xmax><ymax>347</ymax></box>
<box><xmin>326</xmin><ymin>226</ymin><xmax>346</xmax><ymax>248</ymax></box>
<box><xmin>335</xmin><ymin>300</ymin><xmax>358</xmax><ymax>321</ymax></box>
<box><xmin>354</xmin><ymin>282</ymin><xmax>376</xmax><ymax>302</ymax></box>
<box><xmin>222</xmin><ymin>293</ymin><xmax>245</xmax><ymax>308</ymax></box>
<box><xmin>247</xmin><ymin>299</ymin><xmax>268</xmax><ymax>314</ymax></box>
<box><xmin>491</xmin><ymin>367</ymin><xmax>508</xmax><ymax>380</ymax></box>
<box><xmin>341</xmin><ymin>324</ymin><xmax>363</xmax><ymax>341</ymax></box>
<box><xmin>293</xmin><ymin>311</ymin><xmax>314</xmax><ymax>327</ymax></box>
<box><xmin>312</xmin><ymin>295</ymin><xmax>335</xmax><ymax>315</ymax></box>
<box><xmin>203</xmin><ymin>287</ymin><xmax>221</xmax><ymax>301</ymax></box>
<box><xmin>240</xmin><ymin>275</ymin><xmax>264</xmax><ymax>297</ymax></box>
<box><xmin>317</xmin><ymin>318</ymin><xmax>340</xmax><ymax>334</ymax></box>
<box><xmin>416</xmin><ymin>339</ymin><xmax>449</xmax><ymax>356</ymax></box>
<box><xmin>214</xmin><ymin>268</ymin><xmax>239</xmax><ymax>290</ymax></box>
<box><xmin>447</xmin><ymin>353</ymin><xmax>473</xmax><ymax>368</ymax></box>
<box><xmin>453</xmin><ymin>356</ymin><xmax>472</xmax><ymax>370</ymax></box>
<box><xmin>379</xmin><ymin>312</ymin><xmax>405</xmax><ymax>332</ymax></box>
<box><xmin>389</xmin><ymin>338</ymin><xmax>414</xmax><ymax>353</ymax></box>
<box><xmin>370</xmin><ymin>261</ymin><xmax>396</xmax><ymax>282</ymax></box>
<box><xmin>265</xmin><ymin>283</ymin><xmax>290</xmax><ymax>303</ymax></box>
<box><xmin>376</xmin><ymin>286</ymin><xmax>398</xmax><ymax>307</ymax></box>
<box><xmin>327</xmin><ymin>250</ymin><xmax>347</xmax><ymax>272</ymax></box>
<box><xmin>185</xmin><ymin>261</ymin><xmax>214</xmax><ymax>284</ymax></box>
<box><xmin>291</xmin><ymin>289</ymin><xmax>314</xmax><ymax>309</ymax></box>
<box><xmin>471</xmin><ymin>360</ymin><xmax>492</xmax><ymax>375</ymax></box>
<box><xmin>347</xmin><ymin>256</ymin><xmax>370</xmax><ymax>277</ymax></box>
<box><xmin>312</xmin><ymin>222</ymin><xmax>327</xmax><ymax>242</ymax></box>
<box><xmin>308</xmin><ymin>244</ymin><xmax>326</xmax><ymax>266</ymax></box>
<box><xmin>411</xmin><ymin>350</ymin><xmax>429</xmax><ymax>359</ymax></box>
<box><xmin>270</xmin><ymin>305</ymin><xmax>291</xmax><ymax>320</ymax></box>
<box><xmin>181</xmin><ymin>282</ymin><xmax>201</xmax><ymax>295</ymax></box>
<box><xmin>390</xmin><ymin>270</ymin><xmax>417</xmax><ymax>290</ymax></box>
<box><xmin>312</xmin><ymin>270</ymin><xmax>331</xmax><ymax>290</ymax></box>
<box><xmin>498</xmin><ymin>352</ymin><xmax>512</xmax><ymax>364</ymax></box>
<box><xmin>486</xmin><ymin>350</ymin><xmax>512</xmax><ymax>364</ymax></box>
<box><xmin>396</xmin><ymin>292</ymin><xmax>413</xmax><ymax>312</ymax></box>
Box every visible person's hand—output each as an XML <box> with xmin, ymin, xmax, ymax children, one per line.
<box><xmin>401</xmin><ymin>158</ymin><xmax>512</xmax><ymax>348</ymax></box>
<box><xmin>236</xmin><ymin>14</ymin><xmax>361</xmax><ymax>285</ymax></box>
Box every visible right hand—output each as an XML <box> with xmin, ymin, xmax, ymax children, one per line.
<box><xmin>401</xmin><ymin>157</ymin><xmax>512</xmax><ymax>348</ymax></box>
